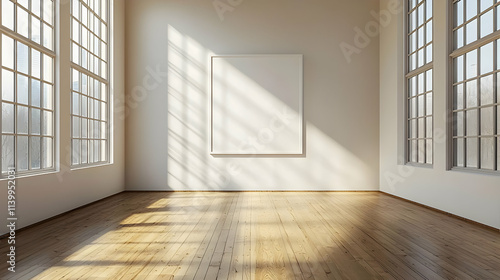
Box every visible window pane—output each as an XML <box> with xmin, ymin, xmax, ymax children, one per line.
<box><xmin>1</xmin><ymin>0</ymin><xmax>15</xmax><ymax>30</ymax></box>
<box><xmin>81</xmin><ymin>140</ymin><xmax>88</xmax><ymax>164</ymax></box>
<box><xmin>466</xmin><ymin>80</ymin><xmax>478</xmax><ymax>108</ymax></box>
<box><xmin>101</xmin><ymin>0</ymin><xmax>107</xmax><ymax>22</ymax></box>
<box><xmin>101</xmin><ymin>140</ymin><xmax>106</xmax><ymax>161</ymax></box>
<box><xmin>2</xmin><ymin>34</ymin><xmax>14</xmax><ymax>69</ymax></box>
<box><xmin>480</xmin><ymin>42</ymin><xmax>494</xmax><ymax>75</ymax></box>
<box><xmin>43</xmin><ymin>111</ymin><xmax>53</xmax><ymax>136</ymax></box>
<box><xmin>89</xmin><ymin>140</ymin><xmax>94</xmax><ymax>163</ymax></box>
<box><xmin>101</xmin><ymin>122</ymin><xmax>106</xmax><ymax>138</ymax></box>
<box><xmin>31</xmin><ymin>108</ymin><xmax>41</xmax><ymax>135</ymax></box>
<box><xmin>466</xmin><ymin>50</ymin><xmax>477</xmax><ymax>79</ymax></box>
<box><xmin>17</xmin><ymin>106</ymin><xmax>28</xmax><ymax>134</ymax></box>
<box><xmin>32</xmin><ymin>49</ymin><xmax>41</xmax><ymax>79</ymax></box>
<box><xmin>480</xmin><ymin>75</ymin><xmax>494</xmax><ymax>105</ymax></box>
<box><xmin>410</xmin><ymin>140</ymin><xmax>418</xmax><ymax>162</ymax></box>
<box><xmin>43</xmin><ymin>0</ymin><xmax>53</xmax><ymax>25</ymax></box>
<box><xmin>410</xmin><ymin>98</ymin><xmax>417</xmax><ymax>118</ymax></box>
<box><xmin>73</xmin><ymin>116</ymin><xmax>80</xmax><ymax>138</ymax></box>
<box><xmin>31</xmin><ymin>137</ymin><xmax>41</xmax><ymax>169</ymax></box>
<box><xmin>455</xmin><ymin>27</ymin><xmax>464</xmax><ymax>49</ymax></box>
<box><xmin>409</xmin><ymin>119</ymin><xmax>417</xmax><ymax>138</ymax></box>
<box><xmin>82</xmin><ymin>74</ymin><xmax>88</xmax><ymax>95</ymax></box>
<box><xmin>72</xmin><ymin>139</ymin><xmax>81</xmax><ymax>165</ymax></box>
<box><xmin>418</xmin><ymin>118</ymin><xmax>425</xmax><ymax>138</ymax></box>
<box><xmin>454</xmin><ymin>84</ymin><xmax>464</xmax><ymax>110</ymax></box>
<box><xmin>2</xmin><ymin>136</ymin><xmax>14</xmax><ymax>172</ymax></box>
<box><xmin>426</xmin><ymin>140</ymin><xmax>433</xmax><ymax>164</ymax></box>
<box><xmin>466</xmin><ymin>109</ymin><xmax>478</xmax><ymax>136</ymax></box>
<box><xmin>43</xmin><ymin>83</ymin><xmax>53</xmax><ymax>110</ymax></box>
<box><xmin>31</xmin><ymin>16</ymin><xmax>41</xmax><ymax>44</ymax></box>
<box><xmin>32</xmin><ymin>79</ymin><xmax>41</xmax><ymax>107</ymax></box>
<box><xmin>466</xmin><ymin>0</ymin><xmax>477</xmax><ymax>21</ymax></box>
<box><xmin>72</xmin><ymin>0</ymin><xmax>80</xmax><ymax>20</ymax></box>
<box><xmin>480</xmin><ymin>10</ymin><xmax>494</xmax><ymax>38</ymax></box>
<box><xmin>426</xmin><ymin>117</ymin><xmax>432</xmax><ymax>138</ymax></box>
<box><xmin>466</xmin><ymin>138</ymin><xmax>478</xmax><ymax>168</ymax></box>
<box><xmin>17</xmin><ymin>136</ymin><xmax>29</xmax><ymax>171</ymax></box>
<box><xmin>2</xmin><ymin>103</ymin><xmax>14</xmax><ymax>133</ymax></box>
<box><xmin>32</xmin><ymin>0</ymin><xmax>41</xmax><ymax>16</ymax></box>
<box><xmin>454</xmin><ymin>112</ymin><xmax>464</xmax><ymax>137</ymax></box>
<box><xmin>425</xmin><ymin>44</ymin><xmax>433</xmax><ymax>64</ymax></box>
<box><xmin>2</xmin><ymin>70</ymin><xmax>14</xmax><ymax>102</ymax></box>
<box><xmin>466</xmin><ymin>19</ymin><xmax>478</xmax><ymax>44</ymax></box>
<box><xmin>480</xmin><ymin>0</ymin><xmax>493</xmax><ymax>12</ymax></box>
<box><xmin>72</xmin><ymin>43</ymin><xmax>79</xmax><ymax>64</ymax></box>
<box><xmin>17</xmin><ymin>42</ymin><xmax>29</xmax><ymax>74</ymax></box>
<box><xmin>418</xmin><ymin>95</ymin><xmax>425</xmax><ymax>117</ymax></box>
<box><xmin>454</xmin><ymin>138</ymin><xmax>465</xmax><ymax>167</ymax></box>
<box><xmin>101</xmin><ymin>83</ymin><xmax>106</xmax><ymax>102</ymax></box>
<box><xmin>73</xmin><ymin>92</ymin><xmax>80</xmax><ymax>115</ymax></box>
<box><xmin>93</xmin><ymin>140</ymin><xmax>99</xmax><ymax>162</ymax></box>
<box><xmin>94</xmin><ymin>100</ymin><xmax>100</xmax><ymax>119</ymax></box>
<box><xmin>43</xmin><ymin>54</ymin><xmax>53</xmax><ymax>83</ymax></box>
<box><xmin>82</xmin><ymin>119</ymin><xmax>88</xmax><ymax>138</ymax></box>
<box><xmin>72</xmin><ymin>18</ymin><xmax>80</xmax><ymax>44</ymax></box>
<box><xmin>72</xmin><ymin>68</ymin><xmax>80</xmax><ymax>92</ymax></box>
<box><xmin>455</xmin><ymin>0</ymin><xmax>464</xmax><ymax>27</ymax></box>
<box><xmin>82</xmin><ymin>96</ymin><xmax>88</xmax><ymax>117</ymax></box>
<box><xmin>481</xmin><ymin>137</ymin><xmax>495</xmax><ymax>170</ymax></box>
<box><xmin>42</xmin><ymin>137</ymin><xmax>53</xmax><ymax>168</ymax></box>
<box><xmin>17</xmin><ymin>74</ymin><xmax>29</xmax><ymax>105</ymax></box>
<box><xmin>426</xmin><ymin>93</ymin><xmax>433</xmax><ymax>115</ymax></box>
<box><xmin>17</xmin><ymin>6</ymin><xmax>29</xmax><ymax>38</ymax></box>
<box><xmin>481</xmin><ymin>107</ymin><xmax>494</xmax><ymax>135</ymax></box>
<box><xmin>43</xmin><ymin>23</ymin><xmax>53</xmax><ymax>50</ymax></box>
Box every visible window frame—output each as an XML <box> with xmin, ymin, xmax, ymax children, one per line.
<box><xmin>449</xmin><ymin>0</ymin><xmax>500</xmax><ymax>174</ymax></box>
<box><xmin>69</xmin><ymin>0</ymin><xmax>110</xmax><ymax>168</ymax></box>
<box><xmin>0</xmin><ymin>0</ymin><xmax>56</xmax><ymax>177</ymax></box>
<box><xmin>404</xmin><ymin>0</ymin><xmax>435</xmax><ymax>167</ymax></box>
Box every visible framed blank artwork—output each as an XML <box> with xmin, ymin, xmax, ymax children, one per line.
<box><xmin>211</xmin><ymin>54</ymin><xmax>303</xmax><ymax>155</ymax></box>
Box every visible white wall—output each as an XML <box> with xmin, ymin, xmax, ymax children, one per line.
<box><xmin>124</xmin><ymin>0</ymin><xmax>380</xmax><ymax>191</ymax></box>
<box><xmin>0</xmin><ymin>0</ymin><xmax>126</xmax><ymax>236</ymax></box>
<box><xmin>380</xmin><ymin>0</ymin><xmax>500</xmax><ymax>229</ymax></box>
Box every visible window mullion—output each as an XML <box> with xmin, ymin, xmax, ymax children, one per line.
<box><xmin>495</xmin><ymin>41</ymin><xmax>499</xmax><ymax>171</ymax></box>
<box><xmin>477</xmin><ymin>49</ymin><xmax>481</xmax><ymax>169</ymax></box>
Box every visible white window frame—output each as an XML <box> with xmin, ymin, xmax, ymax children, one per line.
<box><xmin>0</xmin><ymin>0</ymin><xmax>56</xmax><ymax>177</ymax></box>
<box><xmin>69</xmin><ymin>0</ymin><xmax>110</xmax><ymax>168</ymax></box>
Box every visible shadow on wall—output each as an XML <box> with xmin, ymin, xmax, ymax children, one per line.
<box><xmin>165</xmin><ymin>25</ymin><xmax>373</xmax><ymax>190</ymax></box>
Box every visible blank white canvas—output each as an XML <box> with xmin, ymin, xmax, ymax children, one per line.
<box><xmin>211</xmin><ymin>55</ymin><xmax>303</xmax><ymax>155</ymax></box>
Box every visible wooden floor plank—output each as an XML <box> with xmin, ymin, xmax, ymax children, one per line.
<box><xmin>1</xmin><ymin>191</ymin><xmax>499</xmax><ymax>280</ymax></box>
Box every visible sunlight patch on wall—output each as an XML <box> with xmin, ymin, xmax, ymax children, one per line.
<box><xmin>166</xmin><ymin>25</ymin><xmax>374</xmax><ymax>190</ymax></box>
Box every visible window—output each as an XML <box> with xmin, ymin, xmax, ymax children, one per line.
<box><xmin>406</xmin><ymin>0</ymin><xmax>433</xmax><ymax>165</ymax></box>
<box><xmin>1</xmin><ymin>0</ymin><xmax>55</xmax><ymax>175</ymax></box>
<box><xmin>451</xmin><ymin>0</ymin><xmax>500</xmax><ymax>171</ymax></box>
<box><xmin>70</xmin><ymin>0</ymin><xmax>109</xmax><ymax>166</ymax></box>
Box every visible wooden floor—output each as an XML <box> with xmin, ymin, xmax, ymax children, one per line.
<box><xmin>1</xmin><ymin>192</ymin><xmax>500</xmax><ymax>280</ymax></box>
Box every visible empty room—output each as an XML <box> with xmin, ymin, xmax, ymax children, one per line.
<box><xmin>1</xmin><ymin>0</ymin><xmax>500</xmax><ymax>279</ymax></box>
